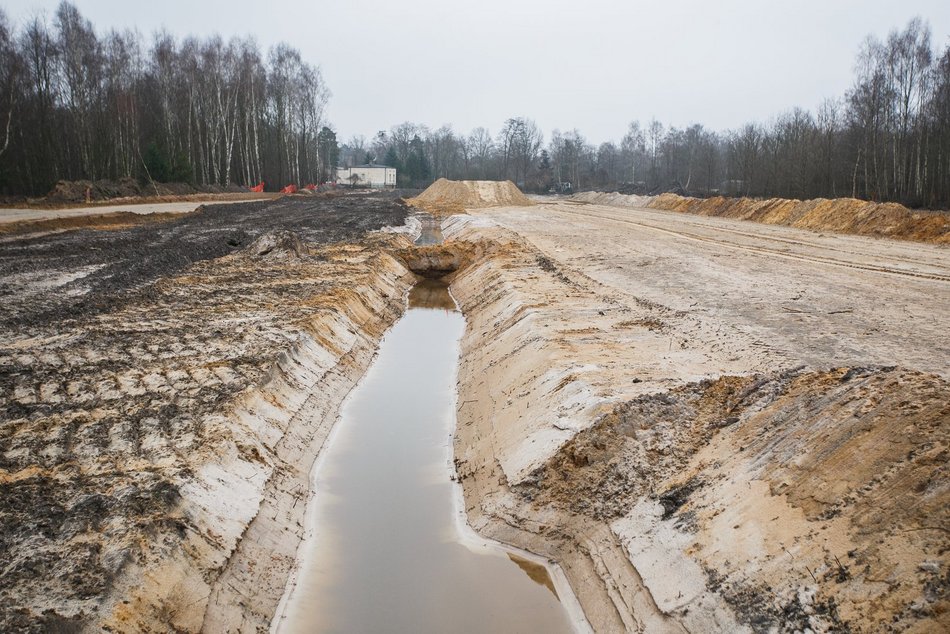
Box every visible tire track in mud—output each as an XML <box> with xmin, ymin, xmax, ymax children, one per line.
<box><xmin>0</xmin><ymin>193</ymin><xmax>412</xmax><ymax>328</ymax></box>
<box><xmin>556</xmin><ymin>203</ymin><xmax>950</xmax><ymax>283</ymax></box>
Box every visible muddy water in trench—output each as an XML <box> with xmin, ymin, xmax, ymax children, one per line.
<box><xmin>414</xmin><ymin>213</ymin><xmax>444</xmax><ymax>245</ymax></box>
<box><xmin>278</xmin><ymin>280</ymin><xmax>574</xmax><ymax>633</ymax></box>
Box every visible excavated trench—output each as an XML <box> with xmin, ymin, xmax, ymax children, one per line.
<box><xmin>275</xmin><ymin>278</ymin><xmax>574</xmax><ymax>631</ymax></box>
<box><xmin>414</xmin><ymin>213</ymin><xmax>443</xmax><ymax>246</ymax></box>
<box><xmin>4</xmin><ymin>195</ymin><xmax>944</xmax><ymax>632</ymax></box>
<box><xmin>271</xmin><ymin>245</ymin><xmax>587</xmax><ymax>632</ymax></box>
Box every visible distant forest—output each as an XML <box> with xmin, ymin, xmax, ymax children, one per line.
<box><xmin>0</xmin><ymin>2</ymin><xmax>335</xmax><ymax>196</ymax></box>
<box><xmin>347</xmin><ymin>17</ymin><xmax>950</xmax><ymax>208</ymax></box>
<box><xmin>1</xmin><ymin>6</ymin><xmax>948</xmax><ymax>207</ymax></box>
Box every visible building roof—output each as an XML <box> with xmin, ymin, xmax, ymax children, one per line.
<box><xmin>337</xmin><ymin>164</ymin><xmax>394</xmax><ymax>169</ymax></box>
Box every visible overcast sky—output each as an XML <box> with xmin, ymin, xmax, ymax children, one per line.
<box><xmin>4</xmin><ymin>0</ymin><xmax>950</xmax><ymax>145</ymax></box>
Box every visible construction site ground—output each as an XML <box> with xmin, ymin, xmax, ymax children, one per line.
<box><xmin>0</xmin><ymin>192</ymin><xmax>413</xmax><ymax>631</ymax></box>
<box><xmin>0</xmin><ymin>183</ymin><xmax>947</xmax><ymax>633</ymax></box>
<box><xmin>488</xmin><ymin>199</ymin><xmax>949</xmax><ymax>376</ymax></box>
<box><xmin>447</xmin><ymin>198</ymin><xmax>948</xmax><ymax>633</ymax></box>
<box><xmin>0</xmin><ymin>195</ymin><xmax>275</xmax><ymax>224</ymax></box>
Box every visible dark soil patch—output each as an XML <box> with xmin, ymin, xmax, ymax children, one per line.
<box><xmin>0</xmin><ymin>192</ymin><xmax>409</xmax><ymax>328</ymax></box>
<box><xmin>44</xmin><ymin>178</ymin><xmax>246</xmax><ymax>205</ymax></box>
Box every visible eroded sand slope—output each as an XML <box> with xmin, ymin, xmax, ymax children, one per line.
<box><xmin>445</xmin><ymin>200</ymin><xmax>949</xmax><ymax>633</ymax></box>
<box><xmin>0</xmin><ymin>196</ymin><xmax>416</xmax><ymax>631</ymax></box>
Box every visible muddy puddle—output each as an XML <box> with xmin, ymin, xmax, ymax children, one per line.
<box><xmin>414</xmin><ymin>214</ymin><xmax>444</xmax><ymax>245</ymax></box>
<box><xmin>275</xmin><ymin>280</ymin><xmax>577</xmax><ymax>633</ymax></box>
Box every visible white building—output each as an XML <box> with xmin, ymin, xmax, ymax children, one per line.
<box><xmin>336</xmin><ymin>164</ymin><xmax>397</xmax><ymax>188</ymax></box>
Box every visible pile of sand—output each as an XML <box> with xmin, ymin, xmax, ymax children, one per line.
<box><xmin>570</xmin><ymin>191</ymin><xmax>656</xmax><ymax>208</ymax></box>
<box><xmin>408</xmin><ymin>179</ymin><xmax>532</xmax><ymax>215</ymax></box>
<box><xmin>653</xmin><ymin>194</ymin><xmax>950</xmax><ymax>243</ymax></box>
<box><xmin>572</xmin><ymin>191</ymin><xmax>950</xmax><ymax>244</ymax></box>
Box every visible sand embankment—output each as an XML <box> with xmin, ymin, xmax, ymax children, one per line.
<box><xmin>195</xmin><ymin>248</ymin><xmax>415</xmax><ymax>631</ymax></box>
<box><xmin>108</xmin><ymin>242</ymin><xmax>417</xmax><ymax>632</ymax></box>
<box><xmin>444</xmin><ymin>213</ymin><xmax>949</xmax><ymax>632</ymax></box>
<box><xmin>0</xmin><ymin>195</ymin><xmax>417</xmax><ymax>632</ymax></box>
<box><xmin>570</xmin><ymin>191</ymin><xmax>950</xmax><ymax>243</ymax></box>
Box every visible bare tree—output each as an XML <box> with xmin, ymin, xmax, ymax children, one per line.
<box><xmin>498</xmin><ymin>117</ymin><xmax>542</xmax><ymax>185</ymax></box>
<box><xmin>621</xmin><ymin>121</ymin><xmax>646</xmax><ymax>186</ymax></box>
<box><xmin>647</xmin><ymin>118</ymin><xmax>664</xmax><ymax>189</ymax></box>
<box><xmin>2</xmin><ymin>9</ymin><xmax>949</xmax><ymax>208</ymax></box>
<box><xmin>0</xmin><ymin>9</ymin><xmax>22</xmax><ymax>161</ymax></box>
<box><xmin>468</xmin><ymin>127</ymin><xmax>494</xmax><ymax>179</ymax></box>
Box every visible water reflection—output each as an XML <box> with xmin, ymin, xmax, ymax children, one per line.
<box><xmin>408</xmin><ymin>279</ymin><xmax>457</xmax><ymax>311</ymax></box>
<box><xmin>414</xmin><ymin>214</ymin><xmax>444</xmax><ymax>245</ymax></box>
<box><xmin>508</xmin><ymin>554</ymin><xmax>560</xmax><ymax>599</ymax></box>
<box><xmin>276</xmin><ymin>282</ymin><xmax>574</xmax><ymax>634</ymax></box>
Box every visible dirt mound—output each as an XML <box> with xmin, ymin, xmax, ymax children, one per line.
<box><xmin>0</xmin><ymin>211</ymin><xmax>184</xmax><ymax>236</ymax></box>
<box><xmin>245</xmin><ymin>230</ymin><xmax>309</xmax><ymax>259</ymax></box>
<box><xmin>44</xmin><ymin>178</ymin><xmax>247</xmax><ymax>205</ymax></box>
<box><xmin>571</xmin><ymin>192</ymin><xmax>950</xmax><ymax>244</ymax></box>
<box><xmin>656</xmin><ymin>194</ymin><xmax>950</xmax><ymax>243</ymax></box>
<box><xmin>408</xmin><ymin>179</ymin><xmax>532</xmax><ymax>215</ymax></box>
<box><xmin>575</xmin><ymin>191</ymin><xmax>950</xmax><ymax>243</ymax></box>
<box><xmin>570</xmin><ymin>191</ymin><xmax>656</xmax><ymax>208</ymax></box>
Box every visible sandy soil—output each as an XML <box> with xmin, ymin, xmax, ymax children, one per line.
<box><xmin>494</xmin><ymin>200</ymin><xmax>949</xmax><ymax>376</ymax></box>
<box><xmin>2</xmin><ymin>179</ymin><xmax>946</xmax><ymax>633</ymax></box>
<box><xmin>570</xmin><ymin>191</ymin><xmax>950</xmax><ymax>244</ymax></box>
<box><xmin>408</xmin><ymin>178</ymin><xmax>532</xmax><ymax>216</ymax></box>
<box><xmin>0</xmin><ymin>194</ymin><xmax>415</xmax><ymax>631</ymax></box>
<box><xmin>445</xmin><ymin>199</ymin><xmax>948</xmax><ymax>632</ymax></box>
<box><xmin>0</xmin><ymin>195</ymin><xmax>275</xmax><ymax>225</ymax></box>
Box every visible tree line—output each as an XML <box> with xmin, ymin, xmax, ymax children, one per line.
<box><xmin>1</xmin><ymin>9</ymin><xmax>947</xmax><ymax>208</ymax></box>
<box><xmin>343</xmin><ymin>17</ymin><xmax>950</xmax><ymax>208</ymax></box>
<box><xmin>0</xmin><ymin>2</ymin><xmax>334</xmax><ymax>196</ymax></box>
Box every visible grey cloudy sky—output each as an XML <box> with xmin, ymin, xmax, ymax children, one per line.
<box><xmin>5</xmin><ymin>0</ymin><xmax>950</xmax><ymax>144</ymax></box>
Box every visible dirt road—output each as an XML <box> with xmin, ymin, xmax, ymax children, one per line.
<box><xmin>481</xmin><ymin>199</ymin><xmax>950</xmax><ymax>378</ymax></box>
